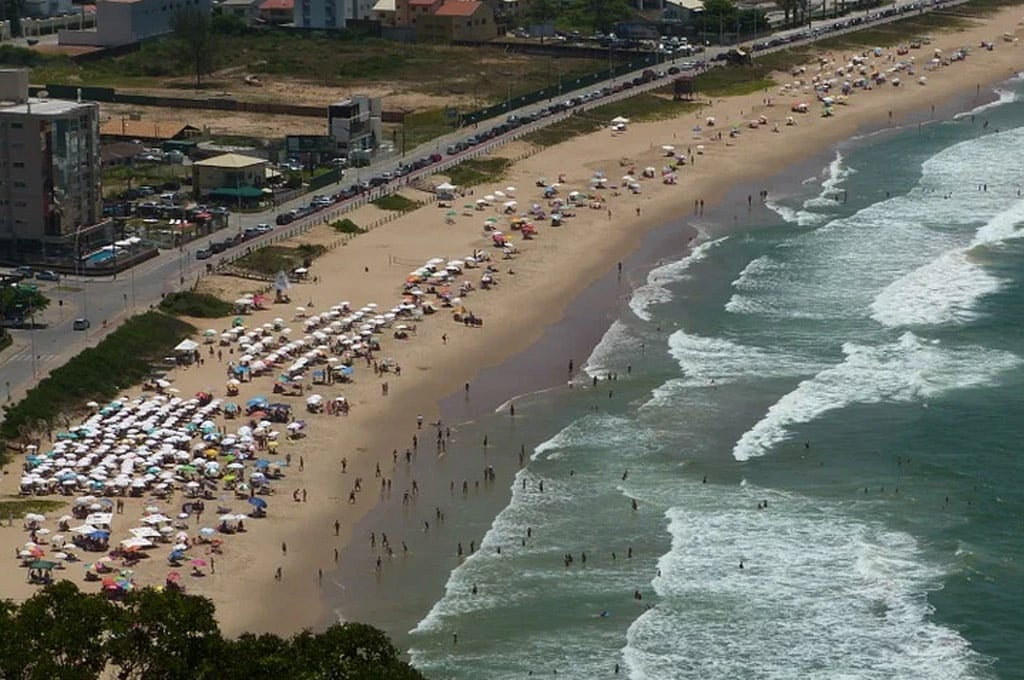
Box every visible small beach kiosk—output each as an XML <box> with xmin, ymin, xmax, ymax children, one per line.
<box><xmin>173</xmin><ymin>339</ymin><xmax>201</xmax><ymax>365</ymax></box>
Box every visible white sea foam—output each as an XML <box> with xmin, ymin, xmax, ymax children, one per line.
<box><xmin>624</xmin><ymin>492</ymin><xmax>987</xmax><ymax>679</ymax></box>
<box><xmin>953</xmin><ymin>87</ymin><xmax>1018</xmax><ymax>120</ymax></box>
<box><xmin>732</xmin><ymin>128</ymin><xmax>1024</xmax><ymax>322</ymax></box>
<box><xmin>732</xmin><ymin>332</ymin><xmax>1021</xmax><ymax>460</ymax></box>
<box><xmin>666</xmin><ymin>330</ymin><xmax>813</xmax><ymax>385</ymax></box>
<box><xmin>766</xmin><ymin>152</ymin><xmax>853</xmax><ymax>227</ymax></box>
<box><xmin>870</xmin><ymin>199</ymin><xmax>1024</xmax><ymax>328</ymax></box>
<box><xmin>583</xmin><ymin>320</ymin><xmax>636</xmax><ymax>378</ymax></box>
<box><xmin>802</xmin><ymin>151</ymin><xmax>855</xmax><ymax>210</ymax></box>
<box><xmin>628</xmin><ymin>236</ymin><xmax>726</xmax><ymax>321</ymax></box>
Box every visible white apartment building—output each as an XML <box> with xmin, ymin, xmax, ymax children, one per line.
<box><xmin>294</xmin><ymin>0</ymin><xmax>375</xmax><ymax>29</ymax></box>
<box><xmin>60</xmin><ymin>0</ymin><xmax>212</xmax><ymax>48</ymax></box>
<box><xmin>0</xmin><ymin>70</ymin><xmax>104</xmax><ymax>259</ymax></box>
<box><xmin>328</xmin><ymin>95</ymin><xmax>382</xmax><ymax>156</ymax></box>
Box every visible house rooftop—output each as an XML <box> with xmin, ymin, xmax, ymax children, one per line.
<box><xmin>434</xmin><ymin>0</ymin><xmax>480</xmax><ymax>15</ymax></box>
<box><xmin>408</xmin><ymin>0</ymin><xmax>437</xmax><ymax>6</ymax></box>
<box><xmin>0</xmin><ymin>97</ymin><xmax>92</xmax><ymax>116</ymax></box>
<box><xmin>259</xmin><ymin>0</ymin><xmax>293</xmax><ymax>9</ymax></box>
<box><xmin>372</xmin><ymin>0</ymin><xmax>396</xmax><ymax>10</ymax></box>
<box><xmin>193</xmin><ymin>153</ymin><xmax>268</xmax><ymax>169</ymax></box>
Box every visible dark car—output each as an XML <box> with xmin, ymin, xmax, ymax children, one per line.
<box><xmin>196</xmin><ymin>248</ymin><xmax>212</xmax><ymax>260</ymax></box>
<box><xmin>35</xmin><ymin>270</ymin><xmax>60</xmax><ymax>281</ymax></box>
<box><xmin>73</xmin><ymin>318</ymin><xmax>90</xmax><ymax>331</ymax></box>
<box><xmin>276</xmin><ymin>212</ymin><xmax>296</xmax><ymax>226</ymax></box>
<box><xmin>368</xmin><ymin>176</ymin><xmax>387</xmax><ymax>187</ymax></box>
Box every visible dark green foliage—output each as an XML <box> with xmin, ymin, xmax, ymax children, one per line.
<box><xmin>233</xmin><ymin>244</ymin><xmax>328</xmax><ymax>277</ymax></box>
<box><xmin>158</xmin><ymin>291</ymin><xmax>234</xmax><ymax>318</ymax></box>
<box><xmin>0</xmin><ymin>312</ymin><xmax>195</xmax><ymax>443</ymax></box>
<box><xmin>371</xmin><ymin>194</ymin><xmax>421</xmax><ymax>213</ymax></box>
<box><xmin>0</xmin><ymin>284</ymin><xmax>50</xmax><ymax>323</ymax></box>
<box><xmin>332</xmin><ymin>218</ymin><xmax>365</xmax><ymax>234</ymax></box>
<box><xmin>170</xmin><ymin>6</ymin><xmax>216</xmax><ymax>87</ymax></box>
<box><xmin>0</xmin><ymin>584</ymin><xmax>426</xmax><ymax>680</ymax></box>
<box><xmin>447</xmin><ymin>157</ymin><xmax>510</xmax><ymax>187</ymax></box>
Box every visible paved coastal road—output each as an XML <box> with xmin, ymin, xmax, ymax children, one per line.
<box><xmin>0</xmin><ymin>0</ymin><xmax>969</xmax><ymax>407</ymax></box>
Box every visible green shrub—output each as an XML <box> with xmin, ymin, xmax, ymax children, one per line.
<box><xmin>371</xmin><ymin>194</ymin><xmax>421</xmax><ymax>213</ymax></box>
<box><xmin>0</xmin><ymin>312</ymin><xmax>195</xmax><ymax>450</ymax></box>
<box><xmin>332</xmin><ymin>218</ymin><xmax>365</xmax><ymax>234</ymax></box>
<box><xmin>448</xmin><ymin>157</ymin><xmax>510</xmax><ymax>187</ymax></box>
<box><xmin>233</xmin><ymin>244</ymin><xmax>328</xmax><ymax>277</ymax></box>
<box><xmin>158</xmin><ymin>291</ymin><xmax>234</xmax><ymax>318</ymax></box>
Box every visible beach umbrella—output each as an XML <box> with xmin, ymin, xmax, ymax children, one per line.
<box><xmin>190</xmin><ymin>558</ymin><xmax>207</xmax><ymax>567</ymax></box>
<box><xmin>247</xmin><ymin>497</ymin><xmax>267</xmax><ymax>509</ymax></box>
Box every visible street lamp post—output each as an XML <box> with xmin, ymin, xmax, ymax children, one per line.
<box><xmin>74</xmin><ymin>222</ymin><xmax>88</xmax><ymax>321</ymax></box>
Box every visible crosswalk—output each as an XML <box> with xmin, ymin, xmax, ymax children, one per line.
<box><xmin>4</xmin><ymin>351</ymin><xmax>60</xmax><ymax>364</ymax></box>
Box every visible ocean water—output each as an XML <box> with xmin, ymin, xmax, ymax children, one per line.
<box><xmin>406</xmin><ymin>84</ymin><xmax>1024</xmax><ymax>679</ymax></box>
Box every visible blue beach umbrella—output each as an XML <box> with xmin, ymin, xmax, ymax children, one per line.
<box><xmin>247</xmin><ymin>497</ymin><xmax>267</xmax><ymax>509</ymax></box>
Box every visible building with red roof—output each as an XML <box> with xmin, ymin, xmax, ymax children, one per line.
<box><xmin>416</xmin><ymin>0</ymin><xmax>494</xmax><ymax>42</ymax></box>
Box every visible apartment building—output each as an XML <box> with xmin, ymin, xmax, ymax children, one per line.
<box><xmin>0</xmin><ymin>70</ymin><xmax>105</xmax><ymax>259</ymax></box>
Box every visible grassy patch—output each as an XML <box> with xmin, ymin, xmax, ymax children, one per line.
<box><xmin>372</xmin><ymin>194</ymin><xmax>421</xmax><ymax>213</ymax></box>
<box><xmin>332</xmin><ymin>218</ymin><xmax>365</xmax><ymax>234</ymax></box>
<box><xmin>693</xmin><ymin>66</ymin><xmax>777</xmax><ymax>97</ymax></box>
<box><xmin>525</xmin><ymin>93</ymin><xmax>700</xmax><ymax>147</ymax></box>
<box><xmin>232</xmin><ymin>243</ymin><xmax>327</xmax><ymax>277</ymax></box>
<box><xmin>447</xmin><ymin>157</ymin><xmax>511</xmax><ymax>187</ymax></box>
<box><xmin>25</xmin><ymin>33</ymin><xmax>607</xmax><ymax>106</ymax></box>
<box><xmin>102</xmin><ymin>163</ymin><xmax>190</xmax><ymax>199</ymax></box>
<box><xmin>0</xmin><ymin>312</ymin><xmax>195</xmax><ymax>451</ymax></box>
<box><xmin>393</xmin><ymin>108</ymin><xmax>456</xmax><ymax>151</ymax></box>
<box><xmin>0</xmin><ymin>329</ymin><xmax>11</xmax><ymax>354</ymax></box>
<box><xmin>814</xmin><ymin>12</ymin><xmax>971</xmax><ymax>51</ymax></box>
<box><xmin>158</xmin><ymin>291</ymin><xmax>234</xmax><ymax>318</ymax></box>
<box><xmin>0</xmin><ymin>499</ymin><xmax>67</xmax><ymax>519</ymax></box>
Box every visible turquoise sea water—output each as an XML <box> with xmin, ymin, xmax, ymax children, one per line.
<box><xmin>405</xmin><ymin>81</ymin><xmax>1024</xmax><ymax>679</ymax></box>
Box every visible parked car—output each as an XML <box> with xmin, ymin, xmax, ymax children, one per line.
<box><xmin>35</xmin><ymin>270</ymin><xmax>59</xmax><ymax>281</ymax></box>
<box><xmin>13</xmin><ymin>266</ymin><xmax>33</xmax><ymax>278</ymax></box>
<box><xmin>73</xmin><ymin>318</ymin><xmax>90</xmax><ymax>331</ymax></box>
<box><xmin>254</xmin><ymin>223</ymin><xmax>273</xmax><ymax>234</ymax></box>
<box><xmin>195</xmin><ymin>248</ymin><xmax>212</xmax><ymax>260</ymax></box>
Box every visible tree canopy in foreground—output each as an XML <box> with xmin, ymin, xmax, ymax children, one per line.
<box><xmin>0</xmin><ymin>582</ymin><xmax>426</xmax><ymax>680</ymax></box>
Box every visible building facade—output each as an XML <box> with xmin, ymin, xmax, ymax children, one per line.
<box><xmin>0</xmin><ymin>70</ymin><xmax>105</xmax><ymax>259</ymax></box>
<box><xmin>60</xmin><ymin>0</ymin><xmax>213</xmax><ymax>48</ymax></box>
<box><xmin>328</xmin><ymin>96</ymin><xmax>382</xmax><ymax>156</ymax></box>
<box><xmin>416</xmin><ymin>0</ymin><xmax>495</xmax><ymax>42</ymax></box>
<box><xmin>191</xmin><ymin>153</ymin><xmax>269</xmax><ymax>198</ymax></box>
<box><xmin>293</xmin><ymin>0</ymin><xmax>375</xmax><ymax>28</ymax></box>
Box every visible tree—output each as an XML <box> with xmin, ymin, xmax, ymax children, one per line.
<box><xmin>217</xmin><ymin>633</ymin><xmax>300</xmax><ymax>679</ymax></box>
<box><xmin>290</xmin><ymin>623</ymin><xmax>427</xmax><ymax>679</ymax></box>
<box><xmin>211</xmin><ymin>11</ymin><xmax>249</xmax><ymax>36</ymax></box>
<box><xmin>569</xmin><ymin>0</ymin><xmax>633</xmax><ymax>33</ymax></box>
<box><xmin>106</xmin><ymin>588</ymin><xmax>222</xmax><ymax>680</ymax></box>
<box><xmin>527</xmin><ymin>0</ymin><xmax>559</xmax><ymax>24</ymax></box>
<box><xmin>0</xmin><ymin>284</ymin><xmax>50</xmax><ymax>325</ymax></box>
<box><xmin>170</xmin><ymin>7</ymin><xmax>216</xmax><ymax>88</ymax></box>
<box><xmin>4</xmin><ymin>582</ymin><xmax>116</xmax><ymax>680</ymax></box>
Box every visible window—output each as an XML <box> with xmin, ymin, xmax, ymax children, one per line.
<box><xmin>11</xmin><ymin>122</ymin><xmax>22</xmax><ymax>129</ymax></box>
<box><xmin>13</xmin><ymin>162</ymin><xmax>24</xmax><ymax>169</ymax></box>
<box><xmin>13</xmin><ymin>181</ymin><xmax>26</xmax><ymax>188</ymax></box>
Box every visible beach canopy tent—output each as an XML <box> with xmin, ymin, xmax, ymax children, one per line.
<box><xmin>174</xmin><ymin>339</ymin><xmax>200</xmax><ymax>365</ymax></box>
<box><xmin>435</xmin><ymin>182</ymin><xmax>457</xmax><ymax>192</ymax></box>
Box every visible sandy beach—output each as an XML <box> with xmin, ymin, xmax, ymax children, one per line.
<box><xmin>3</xmin><ymin>7</ymin><xmax>1023</xmax><ymax>643</ymax></box>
